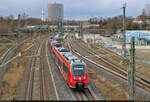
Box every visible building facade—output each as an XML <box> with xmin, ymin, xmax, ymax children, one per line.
<box><xmin>48</xmin><ymin>3</ymin><xmax>64</xmax><ymax>21</ymax></box>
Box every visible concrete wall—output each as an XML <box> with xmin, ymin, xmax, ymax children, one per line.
<box><xmin>126</xmin><ymin>30</ymin><xmax>150</xmax><ymax>44</ymax></box>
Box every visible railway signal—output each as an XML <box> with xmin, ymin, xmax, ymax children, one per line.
<box><xmin>129</xmin><ymin>37</ymin><xmax>136</xmax><ymax>100</ymax></box>
<box><xmin>17</xmin><ymin>14</ymin><xmax>21</xmax><ymax>67</ymax></box>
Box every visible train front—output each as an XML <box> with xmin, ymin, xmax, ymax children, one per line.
<box><xmin>69</xmin><ymin>62</ymin><xmax>89</xmax><ymax>89</ymax></box>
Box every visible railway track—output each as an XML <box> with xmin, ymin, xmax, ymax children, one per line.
<box><xmin>94</xmin><ymin>40</ymin><xmax>123</xmax><ymax>59</ymax></box>
<box><xmin>26</xmin><ymin>40</ymin><xmax>46</xmax><ymax>100</ymax></box>
<box><xmin>48</xmin><ymin>36</ymin><xmax>103</xmax><ymax>100</ymax></box>
<box><xmin>0</xmin><ymin>37</ymin><xmax>31</xmax><ymax>65</ymax></box>
<box><xmin>45</xmin><ymin>38</ymin><xmax>59</xmax><ymax>100</ymax></box>
<box><xmin>0</xmin><ymin>46</ymin><xmax>15</xmax><ymax>65</ymax></box>
<box><xmin>25</xmin><ymin>38</ymin><xmax>59</xmax><ymax>100</ymax></box>
<box><xmin>40</xmin><ymin>40</ymin><xmax>49</xmax><ymax>99</ymax></box>
<box><xmin>66</xmin><ymin>35</ymin><xmax>150</xmax><ymax>94</ymax></box>
<box><xmin>0</xmin><ymin>38</ymin><xmax>32</xmax><ymax>89</ymax></box>
<box><xmin>73</xmin><ymin>38</ymin><xmax>150</xmax><ymax>82</ymax></box>
<box><xmin>73</xmin><ymin>39</ymin><xmax>150</xmax><ymax>91</ymax></box>
<box><xmin>76</xmin><ymin>39</ymin><xmax>128</xmax><ymax>71</ymax></box>
<box><xmin>71</xmin><ymin>88</ymin><xmax>95</xmax><ymax>100</ymax></box>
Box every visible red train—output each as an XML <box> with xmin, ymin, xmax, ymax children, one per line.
<box><xmin>49</xmin><ymin>38</ymin><xmax>89</xmax><ymax>89</ymax></box>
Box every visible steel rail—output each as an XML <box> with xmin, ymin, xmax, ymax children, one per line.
<box><xmin>73</xmin><ymin>38</ymin><xmax>150</xmax><ymax>89</ymax></box>
<box><xmin>26</xmin><ymin>40</ymin><xmax>44</xmax><ymax>100</ymax></box>
<box><xmin>46</xmin><ymin>38</ymin><xmax>59</xmax><ymax>100</ymax></box>
<box><xmin>66</xmin><ymin>37</ymin><xmax>150</xmax><ymax>93</ymax></box>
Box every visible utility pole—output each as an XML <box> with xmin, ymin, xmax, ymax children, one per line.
<box><xmin>29</xmin><ymin>28</ymin><xmax>32</xmax><ymax>39</ymax></box>
<box><xmin>128</xmin><ymin>37</ymin><xmax>136</xmax><ymax>100</ymax></box>
<box><xmin>58</xmin><ymin>18</ymin><xmax>63</xmax><ymax>39</ymax></box>
<box><xmin>48</xmin><ymin>25</ymin><xmax>50</xmax><ymax>36</ymax></box>
<box><xmin>17</xmin><ymin>14</ymin><xmax>21</xmax><ymax>67</ymax></box>
<box><xmin>39</xmin><ymin>25</ymin><xmax>41</xmax><ymax>39</ymax></box>
<box><xmin>33</xmin><ymin>27</ymin><xmax>36</xmax><ymax>42</ymax></box>
<box><xmin>122</xmin><ymin>3</ymin><xmax>127</xmax><ymax>62</ymax></box>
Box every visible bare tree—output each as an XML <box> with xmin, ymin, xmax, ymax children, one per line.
<box><xmin>21</xmin><ymin>12</ymin><xmax>28</xmax><ymax>19</ymax></box>
<box><xmin>145</xmin><ymin>4</ymin><xmax>150</xmax><ymax>16</ymax></box>
<box><xmin>141</xmin><ymin>8</ymin><xmax>147</xmax><ymax>28</ymax></box>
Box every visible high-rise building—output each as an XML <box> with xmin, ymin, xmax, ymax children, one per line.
<box><xmin>48</xmin><ymin>3</ymin><xmax>64</xmax><ymax>21</ymax></box>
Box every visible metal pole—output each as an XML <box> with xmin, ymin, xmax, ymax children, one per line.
<box><xmin>129</xmin><ymin>37</ymin><xmax>136</xmax><ymax>100</ymax></box>
<box><xmin>39</xmin><ymin>26</ymin><xmax>41</xmax><ymax>39</ymax></box>
<box><xmin>61</xmin><ymin>20</ymin><xmax>63</xmax><ymax>39</ymax></box>
<box><xmin>48</xmin><ymin>25</ymin><xmax>50</xmax><ymax>36</ymax></box>
<box><xmin>33</xmin><ymin>27</ymin><xmax>36</xmax><ymax>42</ymax></box>
<box><xmin>122</xmin><ymin>3</ymin><xmax>127</xmax><ymax>61</ymax></box>
<box><xmin>58</xmin><ymin>19</ymin><xmax>60</xmax><ymax>38</ymax></box>
<box><xmin>58</xmin><ymin>18</ymin><xmax>63</xmax><ymax>39</ymax></box>
<box><xmin>79</xmin><ymin>22</ymin><xmax>83</xmax><ymax>39</ymax></box>
<box><xmin>17</xmin><ymin>14</ymin><xmax>21</xmax><ymax>67</ymax></box>
<box><xmin>30</xmin><ymin>29</ymin><xmax>32</xmax><ymax>39</ymax></box>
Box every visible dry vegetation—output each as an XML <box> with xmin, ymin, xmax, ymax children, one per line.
<box><xmin>88</xmin><ymin>68</ymin><xmax>144</xmax><ymax>100</ymax></box>
<box><xmin>79</xmin><ymin>40</ymin><xmax>150</xmax><ymax>100</ymax></box>
<box><xmin>0</xmin><ymin>35</ymin><xmax>46</xmax><ymax>100</ymax></box>
<box><xmin>0</xmin><ymin>40</ymin><xmax>34</xmax><ymax>100</ymax></box>
<box><xmin>0</xmin><ymin>15</ymin><xmax>42</xmax><ymax>36</ymax></box>
<box><xmin>0</xmin><ymin>46</ymin><xmax>7</xmax><ymax>51</ymax></box>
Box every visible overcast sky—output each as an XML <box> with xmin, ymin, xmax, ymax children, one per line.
<box><xmin>0</xmin><ymin>0</ymin><xmax>150</xmax><ymax>20</ymax></box>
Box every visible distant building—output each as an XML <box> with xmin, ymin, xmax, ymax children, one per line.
<box><xmin>48</xmin><ymin>3</ymin><xmax>64</xmax><ymax>21</ymax></box>
<box><xmin>133</xmin><ymin>16</ymin><xmax>145</xmax><ymax>24</ymax></box>
<box><xmin>133</xmin><ymin>15</ymin><xmax>150</xmax><ymax>24</ymax></box>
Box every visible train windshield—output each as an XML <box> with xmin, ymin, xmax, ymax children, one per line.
<box><xmin>72</xmin><ymin>65</ymin><xmax>86</xmax><ymax>76</ymax></box>
<box><xmin>54</xmin><ymin>43</ymin><xmax>62</xmax><ymax>47</ymax></box>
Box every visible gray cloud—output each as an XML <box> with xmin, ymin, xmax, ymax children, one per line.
<box><xmin>0</xmin><ymin>0</ymin><xmax>149</xmax><ymax>19</ymax></box>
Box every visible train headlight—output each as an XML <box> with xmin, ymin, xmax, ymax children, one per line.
<box><xmin>73</xmin><ymin>76</ymin><xmax>76</xmax><ymax>80</ymax></box>
<box><xmin>84</xmin><ymin>76</ymin><xmax>86</xmax><ymax>80</ymax></box>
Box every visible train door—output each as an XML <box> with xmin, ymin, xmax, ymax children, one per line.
<box><xmin>63</xmin><ymin>63</ymin><xmax>69</xmax><ymax>80</ymax></box>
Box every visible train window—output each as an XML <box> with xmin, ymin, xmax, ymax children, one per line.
<box><xmin>63</xmin><ymin>63</ymin><xmax>65</xmax><ymax>69</ymax></box>
<box><xmin>59</xmin><ymin>49</ymin><xmax>68</xmax><ymax>52</ymax></box>
<box><xmin>64</xmin><ymin>56</ymin><xmax>69</xmax><ymax>61</ymax></box>
<box><xmin>66</xmin><ymin>65</ymin><xmax>69</xmax><ymax>77</ymax></box>
<box><xmin>72</xmin><ymin>65</ymin><xmax>86</xmax><ymax>76</ymax></box>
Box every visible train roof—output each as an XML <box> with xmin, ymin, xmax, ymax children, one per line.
<box><xmin>51</xmin><ymin>40</ymin><xmax>86</xmax><ymax>66</ymax></box>
<box><xmin>58</xmin><ymin>47</ymin><xmax>68</xmax><ymax>52</ymax></box>
<box><xmin>63</xmin><ymin>52</ymin><xmax>85</xmax><ymax>65</ymax></box>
